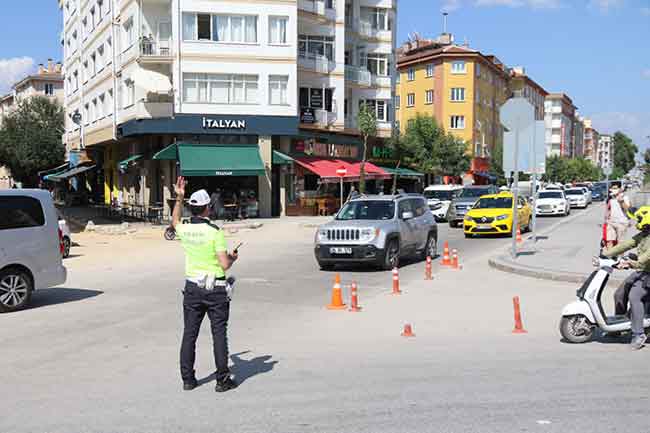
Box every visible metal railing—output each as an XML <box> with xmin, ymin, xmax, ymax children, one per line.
<box><xmin>298</xmin><ymin>54</ymin><xmax>337</xmax><ymax>74</ymax></box>
<box><xmin>298</xmin><ymin>0</ymin><xmax>335</xmax><ymax>15</ymax></box>
<box><xmin>140</xmin><ymin>38</ymin><xmax>172</xmax><ymax>57</ymax></box>
<box><xmin>345</xmin><ymin>65</ymin><xmax>371</xmax><ymax>86</ymax></box>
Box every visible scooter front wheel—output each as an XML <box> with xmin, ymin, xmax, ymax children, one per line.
<box><xmin>164</xmin><ymin>227</ymin><xmax>176</xmax><ymax>241</ymax></box>
<box><xmin>560</xmin><ymin>315</ymin><xmax>594</xmax><ymax>343</ymax></box>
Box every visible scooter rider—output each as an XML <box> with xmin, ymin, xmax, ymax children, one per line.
<box><xmin>603</xmin><ymin>209</ymin><xmax>650</xmax><ymax>350</ymax></box>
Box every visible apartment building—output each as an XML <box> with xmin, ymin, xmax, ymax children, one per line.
<box><xmin>396</xmin><ymin>34</ymin><xmax>510</xmax><ymax>183</ymax></box>
<box><xmin>57</xmin><ymin>0</ymin><xmax>396</xmax><ymax>217</ymax></box>
<box><xmin>582</xmin><ymin>118</ymin><xmax>599</xmax><ymax>164</ymax></box>
<box><xmin>573</xmin><ymin>113</ymin><xmax>585</xmax><ymax>158</ymax></box>
<box><xmin>598</xmin><ymin>134</ymin><xmax>613</xmax><ymax>170</ymax></box>
<box><xmin>0</xmin><ymin>59</ymin><xmax>64</xmax><ymax>188</ymax></box>
<box><xmin>509</xmin><ymin>66</ymin><xmax>547</xmax><ymax>121</ymax></box>
<box><xmin>544</xmin><ymin>93</ymin><xmax>577</xmax><ymax>157</ymax></box>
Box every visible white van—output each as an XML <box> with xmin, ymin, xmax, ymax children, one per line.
<box><xmin>423</xmin><ymin>184</ymin><xmax>463</xmax><ymax>222</ymax></box>
<box><xmin>0</xmin><ymin>189</ymin><xmax>67</xmax><ymax>312</ymax></box>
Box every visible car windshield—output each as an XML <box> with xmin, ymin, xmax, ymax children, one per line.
<box><xmin>474</xmin><ymin>197</ymin><xmax>513</xmax><ymax>209</ymax></box>
<box><xmin>539</xmin><ymin>192</ymin><xmax>563</xmax><ymax>199</ymax></box>
<box><xmin>336</xmin><ymin>200</ymin><xmax>395</xmax><ymax>220</ymax></box>
<box><xmin>459</xmin><ymin>188</ymin><xmax>490</xmax><ymax>198</ymax></box>
<box><xmin>424</xmin><ymin>190</ymin><xmax>455</xmax><ymax>200</ymax></box>
<box><xmin>565</xmin><ymin>189</ymin><xmax>583</xmax><ymax>196</ymax></box>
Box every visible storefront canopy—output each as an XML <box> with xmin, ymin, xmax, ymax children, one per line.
<box><xmin>118</xmin><ymin>155</ymin><xmax>143</xmax><ymax>171</ymax></box>
<box><xmin>293</xmin><ymin>157</ymin><xmax>390</xmax><ymax>184</ymax></box>
<box><xmin>152</xmin><ymin>143</ymin><xmax>178</xmax><ymax>160</ymax></box>
<box><xmin>48</xmin><ymin>164</ymin><xmax>96</xmax><ymax>181</ymax></box>
<box><xmin>178</xmin><ymin>144</ymin><xmax>265</xmax><ymax>177</ymax></box>
<box><xmin>39</xmin><ymin>162</ymin><xmax>70</xmax><ymax>178</ymax></box>
<box><xmin>272</xmin><ymin>150</ymin><xmax>293</xmax><ymax>165</ymax></box>
<box><xmin>378</xmin><ymin>166</ymin><xmax>425</xmax><ymax>179</ymax></box>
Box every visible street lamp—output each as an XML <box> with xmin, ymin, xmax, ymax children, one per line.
<box><xmin>71</xmin><ymin>110</ymin><xmax>84</xmax><ymax>150</ymax></box>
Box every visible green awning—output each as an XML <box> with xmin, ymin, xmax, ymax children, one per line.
<box><xmin>153</xmin><ymin>143</ymin><xmax>178</xmax><ymax>160</ymax></box>
<box><xmin>272</xmin><ymin>150</ymin><xmax>293</xmax><ymax>165</ymax></box>
<box><xmin>118</xmin><ymin>154</ymin><xmax>143</xmax><ymax>170</ymax></box>
<box><xmin>379</xmin><ymin>166</ymin><xmax>425</xmax><ymax>178</ymax></box>
<box><xmin>49</xmin><ymin>164</ymin><xmax>96</xmax><ymax>181</ymax></box>
<box><xmin>178</xmin><ymin>144</ymin><xmax>265</xmax><ymax>177</ymax></box>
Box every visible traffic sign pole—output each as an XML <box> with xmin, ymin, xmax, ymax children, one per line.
<box><xmin>511</xmin><ymin>117</ymin><xmax>520</xmax><ymax>259</ymax></box>
<box><xmin>336</xmin><ymin>166</ymin><xmax>347</xmax><ymax>211</ymax></box>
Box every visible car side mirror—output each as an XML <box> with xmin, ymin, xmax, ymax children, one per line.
<box><xmin>629</xmin><ymin>207</ymin><xmax>638</xmax><ymax>215</ymax></box>
<box><xmin>401</xmin><ymin>211</ymin><xmax>414</xmax><ymax>220</ymax></box>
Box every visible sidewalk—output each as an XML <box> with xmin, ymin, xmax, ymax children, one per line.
<box><xmin>489</xmin><ymin>202</ymin><xmax>634</xmax><ymax>284</ymax></box>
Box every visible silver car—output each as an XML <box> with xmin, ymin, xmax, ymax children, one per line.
<box><xmin>314</xmin><ymin>194</ymin><xmax>438</xmax><ymax>270</ymax></box>
<box><xmin>447</xmin><ymin>185</ymin><xmax>499</xmax><ymax>228</ymax></box>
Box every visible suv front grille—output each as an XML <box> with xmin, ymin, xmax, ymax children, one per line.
<box><xmin>472</xmin><ymin>216</ymin><xmax>495</xmax><ymax>223</ymax></box>
<box><xmin>326</xmin><ymin>229</ymin><xmax>361</xmax><ymax>241</ymax></box>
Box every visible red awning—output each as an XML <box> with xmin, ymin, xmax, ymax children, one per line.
<box><xmin>293</xmin><ymin>157</ymin><xmax>391</xmax><ymax>183</ymax></box>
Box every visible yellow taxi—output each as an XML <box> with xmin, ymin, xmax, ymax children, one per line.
<box><xmin>463</xmin><ymin>191</ymin><xmax>532</xmax><ymax>238</ymax></box>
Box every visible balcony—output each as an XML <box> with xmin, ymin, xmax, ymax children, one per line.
<box><xmin>298</xmin><ymin>0</ymin><xmax>336</xmax><ymax>19</ymax></box>
<box><xmin>315</xmin><ymin>109</ymin><xmax>337</xmax><ymax>127</ymax></box>
<box><xmin>345</xmin><ymin>66</ymin><xmax>371</xmax><ymax>87</ymax></box>
<box><xmin>139</xmin><ymin>38</ymin><xmax>173</xmax><ymax>62</ymax></box>
<box><xmin>136</xmin><ymin>100</ymin><xmax>173</xmax><ymax>120</ymax></box>
<box><xmin>355</xmin><ymin>21</ymin><xmax>391</xmax><ymax>40</ymax></box>
<box><xmin>298</xmin><ymin>54</ymin><xmax>337</xmax><ymax>74</ymax></box>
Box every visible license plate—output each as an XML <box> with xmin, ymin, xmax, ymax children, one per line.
<box><xmin>330</xmin><ymin>247</ymin><xmax>352</xmax><ymax>255</ymax></box>
<box><xmin>477</xmin><ymin>224</ymin><xmax>492</xmax><ymax>229</ymax></box>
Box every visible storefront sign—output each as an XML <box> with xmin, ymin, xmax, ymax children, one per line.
<box><xmin>202</xmin><ymin>117</ymin><xmax>246</xmax><ymax>130</ymax></box>
<box><xmin>215</xmin><ymin>171</ymin><xmax>234</xmax><ymax>176</ymax></box>
<box><xmin>372</xmin><ymin>146</ymin><xmax>394</xmax><ymax>160</ymax></box>
<box><xmin>295</xmin><ymin>139</ymin><xmax>359</xmax><ymax>159</ymax></box>
<box><xmin>310</xmin><ymin>89</ymin><xmax>323</xmax><ymax>109</ymax></box>
<box><xmin>300</xmin><ymin>108</ymin><xmax>315</xmax><ymax>124</ymax></box>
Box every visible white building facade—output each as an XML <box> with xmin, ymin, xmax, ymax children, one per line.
<box><xmin>58</xmin><ymin>0</ymin><xmax>396</xmax><ymax>217</ymax></box>
<box><xmin>598</xmin><ymin>134</ymin><xmax>613</xmax><ymax>171</ymax></box>
<box><xmin>544</xmin><ymin>93</ymin><xmax>577</xmax><ymax>158</ymax></box>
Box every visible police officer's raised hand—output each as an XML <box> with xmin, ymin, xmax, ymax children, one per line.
<box><xmin>175</xmin><ymin>176</ymin><xmax>186</xmax><ymax>198</ymax></box>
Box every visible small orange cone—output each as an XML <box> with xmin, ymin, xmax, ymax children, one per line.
<box><xmin>425</xmin><ymin>256</ymin><xmax>433</xmax><ymax>280</ymax></box>
<box><xmin>441</xmin><ymin>241</ymin><xmax>451</xmax><ymax>266</ymax></box>
<box><xmin>516</xmin><ymin>226</ymin><xmax>523</xmax><ymax>243</ymax></box>
<box><xmin>401</xmin><ymin>323</ymin><xmax>415</xmax><ymax>337</ymax></box>
<box><xmin>327</xmin><ymin>274</ymin><xmax>347</xmax><ymax>310</ymax></box>
<box><xmin>349</xmin><ymin>281</ymin><xmax>362</xmax><ymax>312</ymax></box>
<box><xmin>512</xmin><ymin>296</ymin><xmax>527</xmax><ymax>334</ymax></box>
<box><xmin>391</xmin><ymin>267</ymin><xmax>401</xmax><ymax>295</ymax></box>
<box><xmin>451</xmin><ymin>249</ymin><xmax>460</xmax><ymax>270</ymax></box>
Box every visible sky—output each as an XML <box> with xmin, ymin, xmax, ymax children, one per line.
<box><xmin>0</xmin><ymin>0</ymin><xmax>648</xmax><ymax>149</ymax></box>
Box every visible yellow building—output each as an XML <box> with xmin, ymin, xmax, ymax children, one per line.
<box><xmin>395</xmin><ymin>36</ymin><xmax>511</xmax><ymax>183</ymax></box>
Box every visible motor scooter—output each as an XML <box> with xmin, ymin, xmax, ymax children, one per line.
<box><xmin>560</xmin><ymin>254</ymin><xmax>650</xmax><ymax>343</ymax></box>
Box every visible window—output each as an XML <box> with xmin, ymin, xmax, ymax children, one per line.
<box><xmin>91</xmin><ymin>98</ymin><xmax>98</xmax><ymax>122</ymax></box>
<box><xmin>73</xmin><ymin>70</ymin><xmax>79</xmax><ymax>91</ymax></box>
<box><xmin>107</xmin><ymin>89</ymin><xmax>113</xmax><ymax>115</ymax></box>
<box><xmin>395</xmin><ymin>95</ymin><xmax>400</xmax><ymax>109</ymax></box>
<box><xmin>407</xmin><ymin>93</ymin><xmax>415</xmax><ymax>107</ymax></box>
<box><xmin>183</xmin><ymin>73</ymin><xmax>258</xmax><ymax>104</ymax></box>
<box><xmin>44</xmin><ymin>83</ymin><xmax>54</xmax><ymax>96</ymax></box>
<box><xmin>298</xmin><ymin>35</ymin><xmax>334</xmax><ymax>61</ymax></box>
<box><xmin>83</xmin><ymin>103</ymin><xmax>89</xmax><ymax>125</ymax></box>
<box><xmin>123</xmin><ymin>17</ymin><xmax>135</xmax><ymax>49</ymax></box>
<box><xmin>90</xmin><ymin>52</ymin><xmax>96</xmax><ymax>77</ymax></box>
<box><xmin>407</xmin><ymin>119</ymin><xmax>415</xmax><ymax>129</ymax></box>
<box><xmin>398</xmin><ymin>199</ymin><xmax>414</xmax><ymax>219</ymax></box>
<box><xmin>366</xmin><ymin>54</ymin><xmax>388</xmax><ymax>76</ymax></box>
<box><xmin>395</xmin><ymin>73</ymin><xmax>400</xmax><ymax>84</ymax></box>
<box><xmin>425</xmin><ymin>89</ymin><xmax>433</xmax><ymax>104</ymax></box>
<box><xmin>426</xmin><ymin>63</ymin><xmax>434</xmax><ymax>77</ymax></box>
<box><xmin>98</xmin><ymin>94</ymin><xmax>105</xmax><ymax>119</ymax></box>
<box><xmin>82</xmin><ymin>60</ymin><xmax>89</xmax><ymax>82</ymax></box>
<box><xmin>82</xmin><ymin>16</ymin><xmax>88</xmax><ymax>38</ymax></box>
<box><xmin>269</xmin><ymin>75</ymin><xmax>288</xmax><ymax>105</ymax></box>
<box><xmin>450</xmin><ymin>87</ymin><xmax>465</xmax><ymax>102</ymax></box>
<box><xmin>395</xmin><ymin>120</ymin><xmax>400</xmax><ymax>131</ymax></box>
<box><xmin>476</xmin><ymin>63</ymin><xmax>481</xmax><ymax>77</ymax></box>
<box><xmin>183</xmin><ymin>13</ymin><xmax>258</xmax><ymax>43</ymax></box>
<box><xmin>361</xmin><ymin>7</ymin><xmax>389</xmax><ymax>31</ymax></box>
<box><xmin>299</xmin><ymin>87</ymin><xmax>333</xmax><ymax>111</ymax></box>
<box><xmin>361</xmin><ymin>100</ymin><xmax>387</xmax><ymax>122</ymax></box>
<box><xmin>269</xmin><ymin>16</ymin><xmax>288</xmax><ymax>44</ymax></box>
<box><xmin>123</xmin><ymin>79</ymin><xmax>135</xmax><ymax>107</ymax></box>
<box><xmin>451</xmin><ymin>60</ymin><xmax>466</xmax><ymax>74</ymax></box>
<box><xmin>407</xmin><ymin>68</ymin><xmax>415</xmax><ymax>81</ymax></box>
<box><xmin>0</xmin><ymin>196</ymin><xmax>45</xmax><ymax>230</ymax></box>
<box><xmin>475</xmin><ymin>89</ymin><xmax>480</xmax><ymax>103</ymax></box>
<box><xmin>450</xmin><ymin>115</ymin><xmax>465</xmax><ymax>129</ymax></box>
<box><xmin>89</xmin><ymin>7</ymin><xmax>96</xmax><ymax>29</ymax></box>
<box><xmin>97</xmin><ymin>44</ymin><xmax>105</xmax><ymax>71</ymax></box>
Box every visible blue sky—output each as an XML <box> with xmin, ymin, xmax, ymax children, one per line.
<box><xmin>0</xmin><ymin>0</ymin><xmax>648</xmax><ymax>148</ymax></box>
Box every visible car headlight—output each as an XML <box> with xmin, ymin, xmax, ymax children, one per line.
<box><xmin>430</xmin><ymin>203</ymin><xmax>442</xmax><ymax>210</ymax></box>
<box><xmin>317</xmin><ymin>229</ymin><xmax>328</xmax><ymax>242</ymax></box>
<box><xmin>464</xmin><ymin>215</ymin><xmax>473</xmax><ymax>221</ymax></box>
<box><xmin>360</xmin><ymin>228</ymin><xmax>378</xmax><ymax>241</ymax></box>
<box><xmin>496</xmin><ymin>214</ymin><xmax>509</xmax><ymax>221</ymax></box>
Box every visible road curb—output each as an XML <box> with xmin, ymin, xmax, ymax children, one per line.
<box><xmin>487</xmin><ymin>204</ymin><xmax>629</xmax><ymax>285</ymax></box>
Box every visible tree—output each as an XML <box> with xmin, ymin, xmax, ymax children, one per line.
<box><xmin>612</xmin><ymin>131</ymin><xmax>638</xmax><ymax>177</ymax></box>
<box><xmin>488</xmin><ymin>139</ymin><xmax>507</xmax><ymax>186</ymax></box>
<box><xmin>0</xmin><ymin>97</ymin><xmax>65</xmax><ymax>186</ymax></box>
<box><xmin>356</xmin><ymin>103</ymin><xmax>377</xmax><ymax>194</ymax></box>
<box><xmin>385</xmin><ymin>130</ymin><xmax>408</xmax><ymax>195</ymax></box>
<box><xmin>401</xmin><ymin>114</ymin><xmax>470</xmax><ymax>181</ymax></box>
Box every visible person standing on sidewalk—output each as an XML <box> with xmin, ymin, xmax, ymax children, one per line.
<box><xmin>603</xmin><ymin>209</ymin><xmax>650</xmax><ymax>350</ymax></box>
<box><xmin>605</xmin><ymin>186</ymin><xmax>631</xmax><ymax>248</ymax></box>
<box><xmin>172</xmin><ymin>176</ymin><xmax>239</xmax><ymax>392</ymax></box>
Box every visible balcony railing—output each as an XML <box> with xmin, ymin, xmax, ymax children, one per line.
<box><xmin>356</xmin><ymin>21</ymin><xmax>390</xmax><ymax>39</ymax></box>
<box><xmin>298</xmin><ymin>54</ymin><xmax>337</xmax><ymax>74</ymax></box>
<box><xmin>298</xmin><ymin>0</ymin><xmax>335</xmax><ymax>16</ymax></box>
<box><xmin>140</xmin><ymin>38</ymin><xmax>173</xmax><ymax>58</ymax></box>
<box><xmin>345</xmin><ymin>65</ymin><xmax>371</xmax><ymax>86</ymax></box>
<box><xmin>315</xmin><ymin>109</ymin><xmax>337</xmax><ymax>126</ymax></box>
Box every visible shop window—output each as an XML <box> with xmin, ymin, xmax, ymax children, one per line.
<box><xmin>304</xmin><ymin>175</ymin><xmax>319</xmax><ymax>191</ymax></box>
<box><xmin>299</xmin><ymin>87</ymin><xmax>309</xmax><ymax>108</ymax></box>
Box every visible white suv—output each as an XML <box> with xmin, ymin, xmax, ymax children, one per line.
<box><xmin>0</xmin><ymin>189</ymin><xmax>67</xmax><ymax>312</ymax></box>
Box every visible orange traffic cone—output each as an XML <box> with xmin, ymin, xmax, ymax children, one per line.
<box><xmin>326</xmin><ymin>274</ymin><xmax>347</xmax><ymax>310</ymax></box>
<box><xmin>441</xmin><ymin>241</ymin><xmax>451</xmax><ymax>266</ymax></box>
<box><xmin>401</xmin><ymin>323</ymin><xmax>415</xmax><ymax>337</ymax></box>
<box><xmin>512</xmin><ymin>296</ymin><xmax>527</xmax><ymax>334</ymax></box>
<box><xmin>451</xmin><ymin>249</ymin><xmax>460</xmax><ymax>270</ymax></box>
<box><xmin>425</xmin><ymin>256</ymin><xmax>433</xmax><ymax>280</ymax></box>
<box><xmin>349</xmin><ymin>281</ymin><xmax>362</xmax><ymax>312</ymax></box>
<box><xmin>391</xmin><ymin>267</ymin><xmax>401</xmax><ymax>295</ymax></box>
<box><xmin>516</xmin><ymin>226</ymin><xmax>523</xmax><ymax>243</ymax></box>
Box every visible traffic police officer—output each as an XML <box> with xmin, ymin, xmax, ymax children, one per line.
<box><xmin>172</xmin><ymin>176</ymin><xmax>238</xmax><ymax>392</ymax></box>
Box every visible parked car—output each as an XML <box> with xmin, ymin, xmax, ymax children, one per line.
<box><xmin>423</xmin><ymin>184</ymin><xmax>463</xmax><ymax>222</ymax></box>
<box><xmin>0</xmin><ymin>189</ymin><xmax>67</xmax><ymax>312</ymax></box>
<box><xmin>565</xmin><ymin>188</ymin><xmax>589</xmax><ymax>208</ymax></box>
<box><xmin>447</xmin><ymin>185</ymin><xmax>499</xmax><ymax>228</ymax></box>
<box><xmin>535</xmin><ymin>190</ymin><xmax>570</xmax><ymax>216</ymax></box>
<box><xmin>579</xmin><ymin>186</ymin><xmax>592</xmax><ymax>204</ymax></box>
<box><xmin>57</xmin><ymin>211</ymin><xmax>72</xmax><ymax>258</ymax></box>
<box><xmin>544</xmin><ymin>183</ymin><xmax>564</xmax><ymax>191</ymax></box>
<box><xmin>314</xmin><ymin>194</ymin><xmax>437</xmax><ymax>270</ymax></box>
<box><xmin>591</xmin><ymin>182</ymin><xmax>607</xmax><ymax>201</ymax></box>
<box><xmin>463</xmin><ymin>191</ymin><xmax>532</xmax><ymax>238</ymax></box>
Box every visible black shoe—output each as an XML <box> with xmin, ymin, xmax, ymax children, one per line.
<box><xmin>215</xmin><ymin>377</ymin><xmax>237</xmax><ymax>393</ymax></box>
<box><xmin>183</xmin><ymin>379</ymin><xmax>198</xmax><ymax>391</ymax></box>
